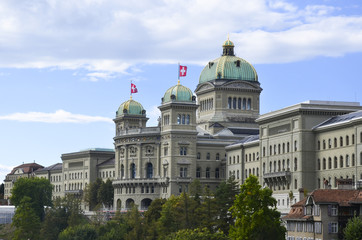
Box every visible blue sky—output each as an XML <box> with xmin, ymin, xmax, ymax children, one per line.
<box><xmin>0</xmin><ymin>0</ymin><xmax>362</xmax><ymax>182</ymax></box>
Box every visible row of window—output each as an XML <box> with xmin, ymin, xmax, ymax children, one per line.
<box><xmin>287</xmin><ymin>221</ymin><xmax>322</xmax><ymax>234</ymax></box>
<box><xmin>227</xmin><ymin>97</ymin><xmax>251</xmax><ymax>110</ymax></box>
<box><xmin>196</xmin><ymin>167</ymin><xmax>220</xmax><ymax>179</ymax></box>
<box><xmin>317</xmin><ymin>134</ymin><xmax>358</xmax><ymax>150</ymax></box>
<box><xmin>118</xmin><ymin>186</ymin><xmax>155</xmax><ymax>195</ymax></box>
<box><xmin>265</xmin><ymin>181</ymin><xmax>292</xmax><ymax>191</ymax></box>
<box><xmin>177</xmin><ymin>114</ymin><xmax>191</xmax><ymax>125</ymax></box>
<box><xmin>317</xmin><ymin>153</ymin><xmax>362</xmax><ymax>170</ymax></box>
<box><xmin>120</xmin><ymin>163</ymin><xmax>154</xmax><ymax>179</ymax></box>
<box><xmin>64</xmin><ymin>172</ymin><xmax>88</xmax><ymax>180</ymax></box>
<box><xmin>245</xmin><ymin>168</ymin><xmax>260</xmax><ymax>178</ymax></box>
<box><xmin>199</xmin><ymin>98</ymin><xmax>213</xmax><ymax>112</ymax></box>
<box><xmin>264</xmin><ymin>158</ymin><xmax>297</xmax><ymax>173</ymax></box>
<box><xmin>50</xmin><ymin>175</ymin><xmax>61</xmax><ymax>182</ymax></box>
<box><xmin>263</xmin><ymin>141</ymin><xmax>298</xmax><ymax>157</ymax></box>
<box><xmin>99</xmin><ymin>170</ymin><xmax>115</xmax><ymax>179</ymax></box>
<box><xmin>197</xmin><ymin>152</ymin><xmax>221</xmax><ymax>160</ymax></box>
<box><xmin>64</xmin><ymin>182</ymin><xmax>87</xmax><ymax>191</ymax></box>
<box><xmin>317</xmin><ymin>175</ymin><xmax>358</xmax><ymax>189</ymax></box>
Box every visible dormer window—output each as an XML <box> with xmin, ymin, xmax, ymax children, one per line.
<box><xmin>208</xmin><ymin>62</ymin><xmax>214</xmax><ymax>68</ymax></box>
<box><xmin>235</xmin><ymin>60</ymin><xmax>241</xmax><ymax>67</ymax></box>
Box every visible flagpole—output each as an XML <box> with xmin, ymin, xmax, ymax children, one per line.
<box><xmin>130</xmin><ymin>79</ymin><xmax>132</xmax><ymax>100</ymax></box>
<box><xmin>178</xmin><ymin>62</ymin><xmax>180</xmax><ymax>85</ymax></box>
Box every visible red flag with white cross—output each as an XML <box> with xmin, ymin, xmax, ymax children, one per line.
<box><xmin>179</xmin><ymin>65</ymin><xmax>187</xmax><ymax>77</ymax></box>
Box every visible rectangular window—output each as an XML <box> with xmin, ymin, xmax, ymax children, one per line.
<box><xmin>331</xmin><ymin>205</ymin><xmax>338</xmax><ymax>216</ymax></box>
<box><xmin>329</xmin><ymin>222</ymin><xmax>338</xmax><ymax>233</ymax></box>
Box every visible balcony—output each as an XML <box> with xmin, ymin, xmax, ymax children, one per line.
<box><xmin>116</xmin><ymin>127</ymin><xmax>160</xmax><ymax>137</ymax></box>
<box><xmin>113</xmin><ymin>177</ymin><xmax>169</xmax><ymax>187</ymax></box>
<box><xmin>263</xmin><ymin>171</ymin><xmax>291</xmax><ymax>183</ymax></box>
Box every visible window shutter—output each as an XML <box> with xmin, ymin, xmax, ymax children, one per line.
<box><xmin>328</xmin><ymin>205</ymin><xmax>331</xmax><ymax>216</ymax></box>
<box><xmin>328</xmin><ymin>223</ymin><xmax>332</xmax><ymax>233</ymax></box>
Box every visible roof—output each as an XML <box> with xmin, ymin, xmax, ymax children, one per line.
<box><xmin>10</xmin><ymin>162</ymin><xmax>44</xmax><ymax>175</ymax></box>
<box><xmin>308</xmin><ymin>189</ymin><xmax>362</xmax><ymax>206</ymax></box>
<box><xmin>314</xmin><ymin>110</ymin><xmax>362</xmax><ymax>129</ymax></box>
<box><xmin>283</xmin><ymin>198</ymin><xmax>310</xmax><ymax>220</ymax></box>
<box><xmin>228</xmin><ymin>127</ymin><xmax>259</xmax><ymax>135</ymax></box>
<box><xmin>116</xmin><ymin>98</ymin><xmax>145</xmax><ymax>117</ymax></box>
<box><xmin>199</xmin><ymin>40</ymin><xmax>258</xmax><ymax>84</ymax></box>
<box><xmin>79</xmin><ymin>148</ymin><xmax>114</xmax><ymax>152</ymax></box>
<box><xmin>97</xmin><ymin>157</ymin><xmax>115</xmax><ymax>167</ymax></box>
<box><xmin>162</xmin><ymin>82</ymin><xmax>194</xmax><ymax>103</ymax></box>
<box><xmin>230</xmin><ymin>134</ymin><xmax>260</xmax><ymax>146</ymax></box>
<box><xmin>35</xmin><ymin>163</ymin><xmax>62</xmax><ymax>173</ymax></box>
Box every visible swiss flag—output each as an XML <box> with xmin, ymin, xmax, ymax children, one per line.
<box><xmin>131</xmin><ymin>83</ymin><xmax>138</xmax><ymax>93</ymax></box>
<box><xmin>179</xmin><ymin>65</ymin><xmax>187</xmax><ymax>77</ymax></box>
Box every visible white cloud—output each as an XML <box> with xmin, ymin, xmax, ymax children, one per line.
<box><xmin>0</xmin><ymin>0</ymin><xmax>360</xmax><ymax>71</ymax></box>
<box><xmin>0</xmin><ymin>110</ymin><xmax>113</xmax><ymax>123</ymax></box>
<box><xmin>147</xmin><ymin>105</ymin><xmax>161</xmax><ymax>127</ymax></box>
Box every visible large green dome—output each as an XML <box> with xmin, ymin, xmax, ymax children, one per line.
<box><xmin>116</xmin><ymin>98</ymin><xmax>145</xmax><ymax>116</ymax></box>
<box><xmin>199</xmin><ymin>39</ymin><xmax>258</xmax><ymax>84</ymax></box>
<box><xmin>162</xmin><ymin>82</ymin><xmax>194</xmax><ymax>103</ymax></box>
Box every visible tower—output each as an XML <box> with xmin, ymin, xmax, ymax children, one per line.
<box><xmin>159</xmin><ymin>81</ymin><xmax>198</xmax><ymax>197</ymax></box>
<box><xmin>195</xmin><ymin>38</ymin><xmax>262</xmax><ymax>134</ymax></box>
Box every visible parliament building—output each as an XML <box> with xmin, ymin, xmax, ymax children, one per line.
<box><xmin>4</xmin><ymin>39</ymin><xmax>362</xmax><ymax>215</ymax></box>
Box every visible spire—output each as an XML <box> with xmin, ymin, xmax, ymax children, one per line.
<box><xmin>222</xmin><ymin>36</ymin><xmax>235</xmax><ymax>56</ymax></box>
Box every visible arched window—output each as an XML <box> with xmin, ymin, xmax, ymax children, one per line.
<box><xmin>182</xmin><ymin>114</ymin><xmax>185</xmax><ymax>124</ymax></box>
<box><xmin>238</xmin><ymin>98</ymin><xmax>241</xmax><ymax>109</ymax></box>
<box><xmin>323</xmin><ymin>158</ymin><xmax>326</xmax><ymax>170</ymax></box>
<box><xmin>294</xmin><ymin>158</ymin><xmax>297</xmax><ymax>171</ymax></box>
<box><xmin>197</xmin><ymin>152</ymin><xmax>201</xmax><ymax>159</ymax></box>
<box><xmin>215</xmin><ymin>168</ymin><xmax>219</xmax><ymax>178</ymax></box>
<box><xmin>206</xmin><ymin>167</ymin><xmax>210</xmax><ymax>178</ymax></box>
<box><xmin>228</xmin><ymin>97</ymin><xmax>232</xmax><ymax>109</ymax></box>
<box><xmin>352</xmin><ymin>154</ymin><xmax>355</xmax><ymax>166</ymax></box>
<box><xmin>207</xmin><ymin>153</ymin><xmax>210</xmax><ymax>160</ymax></box>
<box><xmin>346</xmin><ymin>155</ymin><xmax>350</xmax><ymax>167</ymax></box>
<box><xmin>334</xmin><ymin>157</ymin><xmax>338</xmax><ymax>168</ymax></box>
<box><xmin>340</xmin><ymin>156</ymin><xmax>344</xmax><ymax>168</ymax></box>
<box><xmin>346</xmin><ymin>135</ymin><xmax>350</xmax><ymax>145</ymax></box>
<box><xmin>328</xmin><ymin>158</ymin><xmax>332</xmax><ymax>169</ymax></box>
<box><xmin>340</xmin><ymin>136</ymin><xmax>343</xmax><ymax>147</ymax></box>
<box><xmin>287</xmin><ymin>142</ymin><xmax>290</xmax><ymax>152</ymax></box>
<box><xmin>146</xmin><ymin>163</ymin><xmax>153</xmax><ymax>178</ymax></box>
<box><xmin>177</xmin><ymin>114</ymin><xmax>181</xmax><ymax>124</ymax></box>
<box><xmin>334</xmin><ymin>138</ymin><xmax>337</xmax><ymax>147</ymax></box>
<box><xmin>247</xmin><ymin>98</ymin><xmax>251</xmax><ymax>110</ymax></box>
<box><xmin>233</xmin><ymin>98</ymin><xmax>237</xmax><ymax>109</ymax></box>
<box><xmin>130</xmin><ymin>163</ymin><xmax>136</xmax><ymax>179</ymax></box>
<box><xmin>186</xmin><ymin>115</ymin><xmax>190</xmax><ymax>125</ymax></box>
<box><xmin>323</xmin><ymin>140</ymin><xmax>326</xmax><ymax>149</ymax></box>
<box><xmin>352</xmin><ymin>134</ymin><xmax>355</xmax><ymax>144</ymax></box>
<box><xmin>243</xmin><ymin>98</ymin><xmax>246</xmax><ymax>110</ymax></box>
<box><xmin>196</xmin><ymin>167</ymin><xmax>201</xmax><ymax>178</ymax></box>
<box><xmin>237</xmin><ymin>170</ymin><xmax>240</xmax><ymax>179</ymax></box>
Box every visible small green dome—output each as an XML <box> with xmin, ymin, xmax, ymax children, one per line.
<box><xmin>199</xmin><ymin>39</ymin><xmax>258</xmax><ymax>84</ymax></box>
<box><xmin>162</xmin><ymin>82</ymin><xmax>194</xmax><ymax>103</ymax></box>
<box><xmin>117</xmin><ymin>98</ymin><xmax>145</xmax><ymax>116</ymax></box>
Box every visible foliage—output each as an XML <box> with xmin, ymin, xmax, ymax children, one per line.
<box><xmin>58</xmin><ymin>224</ymin><xmax>98</xmax><ymax>240</ymax></box>
<box><xmin>12</xmin><ymin>196</ymin><xmax>41</xmax><ymax>240</ymax></box>
<box><xmin>10</xmin><ymin>177</ymin><xmax>53</xmax><ymax>221</ymax></box>
<box><xmin>98</xmin><ymin>179</ymin><xmax>114</xmax><ymax>209</ymax></box>
<box><xmin>189</xmin><ymin>179</ymin><xmax>203</xmax><ymax>202</ymax></box>
<box><xmin>165</xmin><ymin>228</ymin><xmax>229</xmax><ymax>240</ymax></box>
<box><xmin>124</xmin><ymin>204</ymin><xmax>145</xmax><ymax>240</ymax></box>
<box><xmin>98</xmin><ymin>220</ymin><xmax>128</xmax><ymax>240</ymax></box>
<box><xmin>214</xmin><ymin>176</ymin><xmax>240</xmax><ymax>235</ymax></box>
<box><xmin>343</xmin><ymin>216</ymin><xmax>362</xmax><ymax>240</ymax></box>
<box><xmin>229</xmin><ymin>175</ymin><xmax>286</xmax><ymax>240</ymax></box>
<box><xmin>0</xmin><ymin>224</ymin><xmax>15</xmax><ymax>240</ymax></box>
<box><xmin>84</xmin><ymin>178</ymin><xmax>114</xmax><ymax>210</ymax></box>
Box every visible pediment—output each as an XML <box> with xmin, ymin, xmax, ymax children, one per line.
<box><xmin>222</xmin><ymin>81</ymin><xmax>260</xmax><ymax>90</ymax></box>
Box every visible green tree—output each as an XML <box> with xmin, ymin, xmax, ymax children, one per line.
<box><xmin>165</xmin><ymin>228</ymin><xmax>229</xmax><ymax>240</ymax></box>
<box><xmin>12</xmin><ymin>196</ymin><xmax>41</xmax><ymax>240</ymax></box>
<box><xmin>98</xmin><ymin>179</ymin><xmax>114</xmax><ymax>209</ymax></box>
<box><xmin>98</xmin><ymin>220</ymin><xmax>128</xmax><ymax>240</ymax></box>
<box><xmin>343</xmin><ymin>216</ymin><xmax>362</xmax><ymax>240</ymax></box>
<box><xmin>189</xmin><ymin>179</ymin><xmax>203</xmax><ymax>203</ymax></box>
<box><xmin>124</xmin><ymin>204</ymin><xmax>145</xmax><ymax>240</ymax></box>
<box><xmin>214</xmin><ymin>176</ymin><xmax>240</xmax><ymax>235</ymax></box>
<box><xmin>58</xmin><ymin>224</ymin><xmax>98</xmax><ymax>240</ymax></box>
<box><xmin>198</xmin><ymin>186</ymin><xmax>217</xmax><ymax>232</ymax></box>
<box><xmin>144</xmin><ymin>198</ymin><xmax>167</xmax><ymax>240</ymax></box>
<box><xmin>229</xmin><ymin>175</ymin><xmax>286</xmax><ymax>240</ymax></box>
<box><xmin>84</xmin><ymin>178</ymin><xmax>102</xmax><ymax>210</ymax></box>
<box><xmin>10</xmin><ymin>177</ymin><xmax>53</xmax><ymax>221</ymax></box>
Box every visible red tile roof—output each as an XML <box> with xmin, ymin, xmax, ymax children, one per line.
<box><xmin>10</xmin><ymin>163</ymin><xmax>44</xmax><ymax>175</ymax></box>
